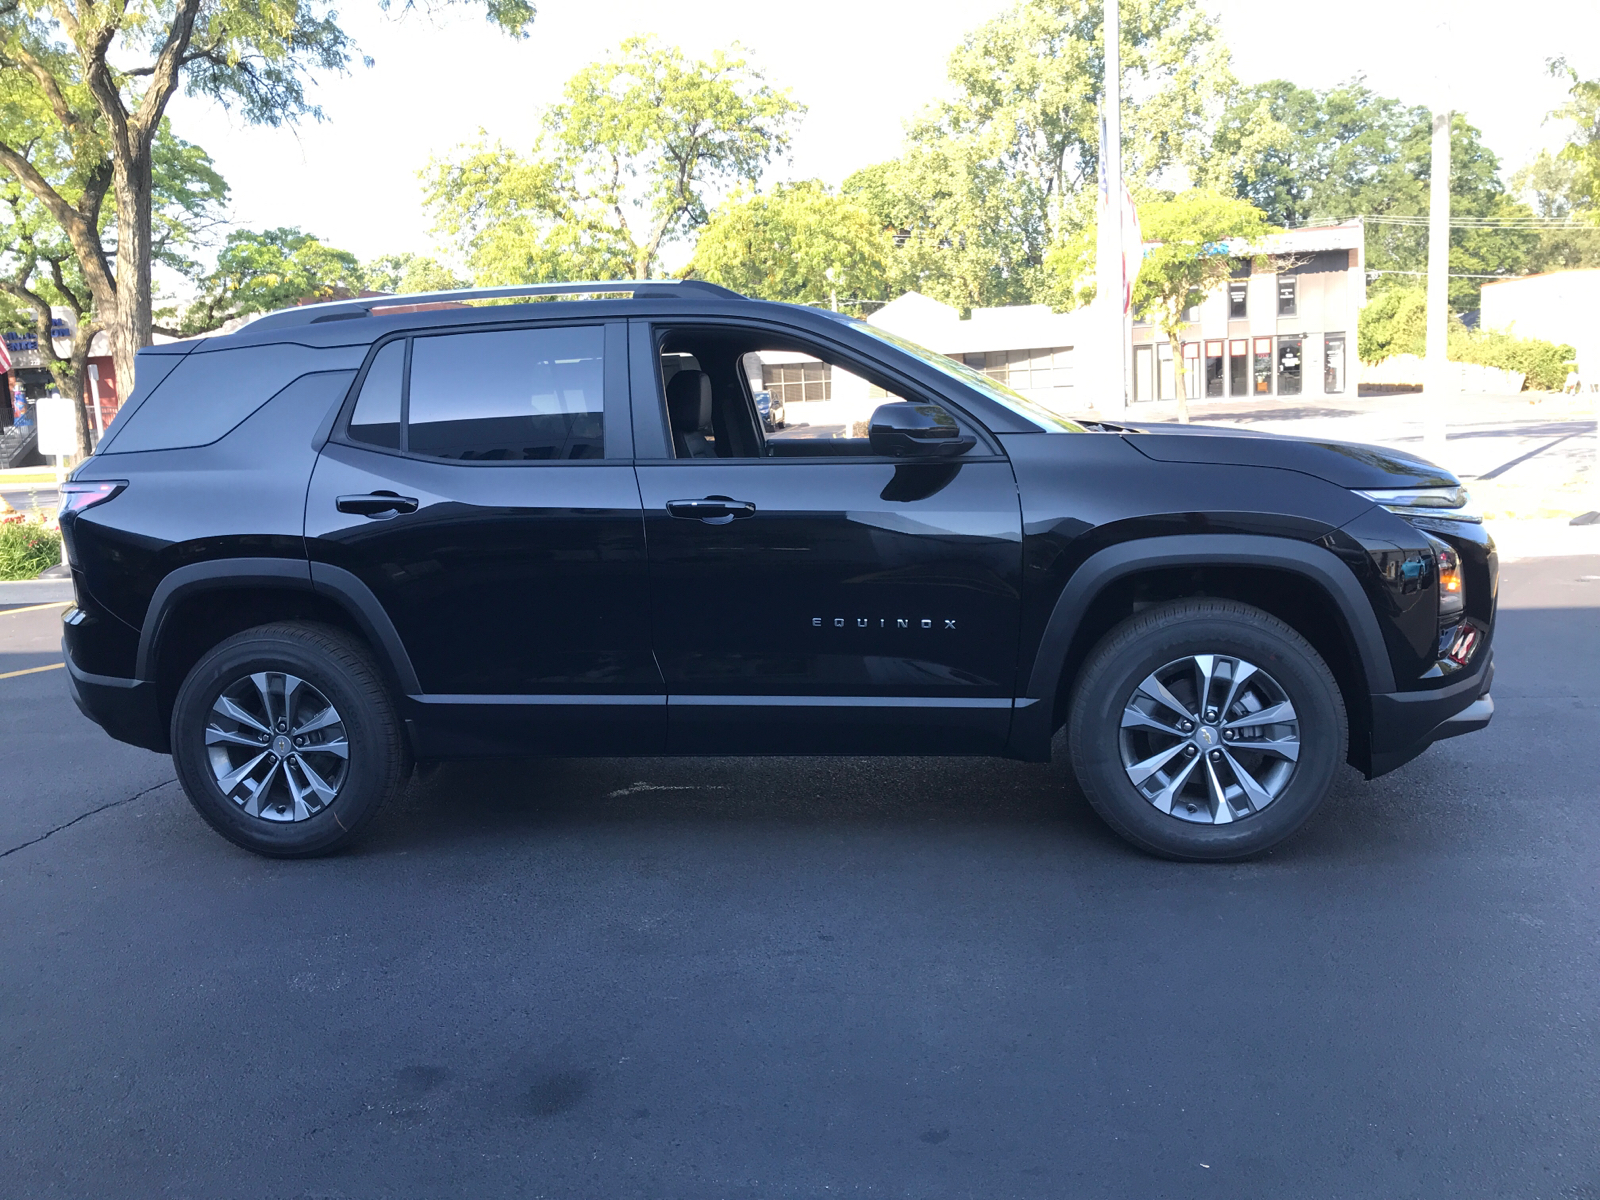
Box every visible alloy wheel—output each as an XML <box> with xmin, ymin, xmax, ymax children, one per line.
<box><xmin>1118</xmin><ymin>654</ymin><xmax>1300</xmax><ymax>825</ymax></box>
<box><xmin>204</xmin><ymin>671</ymin><xmax>349</xmax><ymax>822</ymax></box>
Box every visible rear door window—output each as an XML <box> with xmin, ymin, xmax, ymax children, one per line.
<box><xmin>347</xmin><ymin>340</ymin><xmax>403</xmax><ymax>450</ymax></box>
<box><xmin>406</xmin><ymin>326</ymin><xmax>605</xmax><ymax>461</ymax></box>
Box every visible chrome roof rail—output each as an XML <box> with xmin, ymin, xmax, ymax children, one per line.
<box><xmin>244</xmin><ymin>279</ymin><xmax>745</xmax><ymax>333</ymax></box>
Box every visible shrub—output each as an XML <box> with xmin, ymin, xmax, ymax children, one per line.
<box><xmin>0</xmin><ymin>521</ymin><xmax>63</xmax><ymax>581</ymax></box>
<box><xmin>1359</xmin><ymin>281</ymin><xmax>1576</xmax><ymax>390</ymax></box>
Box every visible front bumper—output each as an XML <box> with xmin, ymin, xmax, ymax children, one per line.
<box><xmin>1364</xmin><ymin>651</ymin><xmax>1494</xmax><ymax>778</ymax></box>
<box><xmin>63</xmin><ymin>639</ymin><xmax>169</xmax><ymax>754</ymax></box>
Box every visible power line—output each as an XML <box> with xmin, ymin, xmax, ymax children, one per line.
<box><xmin>1366</xmin><ymin>268</ymin><xmax>1518</xmax><ymax>279</ymax></box>
<box><xmin>1304</xmin><ymin>214</ymin><xmax>1599</xmax><ymax>230</ymax></box>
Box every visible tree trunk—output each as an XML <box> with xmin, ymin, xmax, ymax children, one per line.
<box><xmin>69</xmin><ymin>348</ymin><xmax>94</xmax><ymax>459</ymax></box>
<box><xmin>1166</xmin><ymin>320</ymin><xmax>1191</xmax><ymax>425</ymax></box>
<box><xmin>110</xmin><ymin>146</ymin><xmax>155</xmax><ymax>403</ymax></box>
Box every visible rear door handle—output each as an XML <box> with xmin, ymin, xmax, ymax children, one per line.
<box><xmin>666</xmin><ymin>496</ymin><xmax>756</xmax><ymax>524</ymax></box>
<box><xmin>336</xmin><ymin>491</ymin><xmax>418</xmax><ymax>517</ymax></box>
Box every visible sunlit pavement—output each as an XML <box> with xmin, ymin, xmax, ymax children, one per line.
<box><xmin>2</xmin><ymin>559</ymin><xmax>1597</xmax><ymax>1198</ymax></box>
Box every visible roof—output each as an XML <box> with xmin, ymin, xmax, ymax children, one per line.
<box><xmin>869</xmin><ymin>293</ymin><xmax>1090</xmax><ymax>355</ymax></box>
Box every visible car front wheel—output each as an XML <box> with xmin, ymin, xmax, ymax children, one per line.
<box><xmin>170</xmin><ymin>622</ymin><xmax>408</xmax><ymax>857</ymax></box>
<box><xmin>1067</xmin><ymin>599</ymin><xmax>1347</xmax><ymax>861</ymax></box>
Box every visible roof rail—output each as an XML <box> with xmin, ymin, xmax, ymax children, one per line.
<box><xmin>244</xmin><ymin>279</ymin><xmax>745</xmax><ymax>333</ymax></box>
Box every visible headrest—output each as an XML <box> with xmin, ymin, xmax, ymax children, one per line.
<box><xmin>666</xmin><ymin>370</ymin><xmax>713</xmax><ymax>433</ymax></box>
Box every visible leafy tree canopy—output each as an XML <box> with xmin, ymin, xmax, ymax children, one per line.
<box><xmin>689</xmin><ymin>181</ymin><xmax>892</xmax><ymax>313</ymax></box>
<box><xmin>845</xmin><ymin>0</ymin><xmax>1233</xmax><ymax>312</ymax></box>
<box><xmin>362</xmin><ymin>252</ymin><xmax>468</xmax><ymax>295</ymax></box>
<box><xmin>423</xmin><ymin>37</ymin><xmax>803</xmax><ymax>284</ymax></box>
<box><xmin>178</xmin><ymin>226</ymin><xmax>362</xmax><ymax>333</ymax></box>
<box><xmin>1209</xmin><ymin>79</ymin><xmax>1535</xmax><ymax>308</ymax></box>
<box><xmin>1548</xmin><ymin>58</ymin><xmax>1600</xmax><ymax>216</ymax></box>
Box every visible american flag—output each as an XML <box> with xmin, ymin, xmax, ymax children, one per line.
<box><xmin>0</xmin><ymin>334</ymin><xmax>12</xmax><ymax>374</ymax></box>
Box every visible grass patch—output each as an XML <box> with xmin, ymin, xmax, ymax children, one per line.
<box><xmin>0</xmin><ymin>521</ymin><xmax>63</xmax><ymax>580</ymax></box>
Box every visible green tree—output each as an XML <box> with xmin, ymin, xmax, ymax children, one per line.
<box><xmin>1210</xmin><ymin>79</ymin><xmax>1535</xmax><ymax>309</ymax></box>
<box><xmin>1359</xmin><ymin>283</ymin><xmax>1576</xmax><ymax>391</ymax></box>
<box><xmin>1049</xmin><ymin>190</ymin><xmax>1272</xmax><ymax>421</ymax></box>
<box><xmin>845</xmin><ymin>0</ymin><xmax>1234</xmax><ymax>311</ymax></box>
<box><xmin>1548</xmin><ymin>58</ymin><xmax>1600</xmax><ymax>215</ymax></box>
<box><xmin>362</xmin><ymin>252</ymin><xmax>467</xmax><ymax>295</ymax></box>
<box><xmin>0</xmin><ymin>0</ymin><xmax>533</xmax><ymax>392</ymax></box>
<box><xmin>689</xmin><ymin>181</ymin><xmax>891</xmax><ymax>312</ymax></box>
<box><xmin>178</xmin><ymin>227</ymin><xmax>363</xmax><ymax>333</ymax></box>
<box><xmin>1508</xmin><ymin>150</ymin><xmax>1600</xmax><ymax>272</ymax></box>
<box><xmin>424</xmin><ymin>37</ymin><xmax>801</xmax><ymax>285</ymax></box>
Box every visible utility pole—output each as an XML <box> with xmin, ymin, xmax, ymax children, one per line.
<box><xmin>1096</xmin><ymin>0</ymin><xmax>1127</xmax><ymax>413</ymax></box>
<box><xmin>1422</xmin><ymin>109</ymin><xmax>1451</xmax><ymax>460</ymax></box>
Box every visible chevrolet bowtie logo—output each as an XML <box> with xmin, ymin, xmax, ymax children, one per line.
<box><xmin>1198</xmin><ymin>727</ymin><xmax>1216</xmax><ymax>745</ymax></box>
<box><xmin>812</xmin><ymin>617</ymin><xmax>957</xmax><ymax>630</ymax></box>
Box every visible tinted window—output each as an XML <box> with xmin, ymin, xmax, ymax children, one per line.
<box><xmin>348</xmin><ymin>341</ymin><xmax>403</xmax><ymax>449</ymax></box>
<box><xmin>102</xmin><ymin>343</ymin><xmax>367</xmax><ymax>453</ymax></box>
<box><xmin>407</xmin><ymin>327</ymin><xmax>605</xmax><ymax>461</ymax></box>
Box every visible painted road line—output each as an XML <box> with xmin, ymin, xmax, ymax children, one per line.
<box><xmin>0</xmin><ymin>600</ymin><xmax>72</xmax><ymax>617</ymax></box>
<box><xmin>0</xmin><ymin>662</ymin><xmax>65</xmax><ymax>680</ymax></box>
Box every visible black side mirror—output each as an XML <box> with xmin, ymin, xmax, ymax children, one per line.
<box><xmin>867</xmin><ymin>402</ymin><xmax>977</xmax><ymax>458</ymax></box>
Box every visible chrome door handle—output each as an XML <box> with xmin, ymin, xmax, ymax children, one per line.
<box><xmin>336</xmin><ymin>491</ymin><xmax>418</xmax><ymax>517</ymax></box>
<box><xmin>666</xmin><ymin>496</ymin><xmax>756</xmax><ymax>524</ymax></box>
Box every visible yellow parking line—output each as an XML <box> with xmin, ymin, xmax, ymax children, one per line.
<box><xmin>0</xmin><ymin>600</ymin><xmax>72</xmax><ymax>617</ymax></box>
<box><xmin>0</xmin><ymin>662</ymin><xmax>64</xmax><ymax>680</ymax></box>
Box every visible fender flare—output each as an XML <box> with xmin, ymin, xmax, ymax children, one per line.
<box><xmin>1009</xmin><ymin>534</ymin><xmax>1393</xmax><ymax>758</ymax></box>
<box><xmin>136</xmin><ymin>557</ymin><xmax>421</xmax><ymax>695</ymax></box>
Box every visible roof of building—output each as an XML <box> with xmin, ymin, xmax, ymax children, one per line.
<box><xmin>868</xmin><ymin>293</ymin><xmax>1090</xmax><ymax>355</ymax></box>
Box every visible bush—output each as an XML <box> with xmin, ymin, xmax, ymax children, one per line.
<box><xmin>0</xmin><ymin>520</ymin><xmax>63</xmax><ymax>581</ymax></box>
<box><xmin>1359</xmin><ymin>281</ymin><xmax>1576</xmax><ymax>390</ymax></box>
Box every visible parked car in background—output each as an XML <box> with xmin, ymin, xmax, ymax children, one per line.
<box><xmin>61</xmin><ymin>279</ymin><xmax>1494</xmax><ymax>863</ymax></box>
<box><xmin>754</xmin><ymin>388</ymin><xmax>785</xmax><ymax>431</ymax></box>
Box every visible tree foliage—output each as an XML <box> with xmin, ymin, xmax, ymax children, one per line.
<box><xmin>1358</xmin><ymin>283</ymin><xmax>1576</xmax><ymax>390</ymax></box>
<box><xmin>177</xmin><ymin>227</ymin><xmax>363</xmax><ymax>333</ymax></box>
<box><xmin>362</xmin><ymin>252</ymin><xmax>467</xmax><ymax>295</ymax></box>
<box><xmin>1209</xmin><ymin>79</ymin><xmax>1536</xmax><ymax>309</ymax></box>
<box><xmin>1548</xmin><ymin>58</ymin><xmax>1600</xmax><ymax>216</ymax></box>
<box><xmin>844</xmin><ymin>0</ymin><xmax>1232</xmax><ymax>312</ymax></box>
<box><xmin>424</xmin><ymin>37</ymin><xmax>802</xmax><ymax>284</ymax></box>
<box><xmin>690</xmin><ymin>181</ymin><xmax>891</xmax><ymax>312</ymax></box>
<box><xmin>0</xmin><ymin>0</ymin><xmax>533</xmax><ymax>390</ymax></box>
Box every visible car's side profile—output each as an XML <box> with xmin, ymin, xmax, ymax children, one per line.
<box><xmin>59</xmin><ymin>280</ymin><xmax>1495</xmax><ymax>861</ymax></box>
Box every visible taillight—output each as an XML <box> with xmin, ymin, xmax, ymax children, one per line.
<box><xmin>59</xmin><ymin>479</ymin><xmax>127</xmax><ymax>516</ymax></box>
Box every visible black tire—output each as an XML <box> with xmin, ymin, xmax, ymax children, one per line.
<box><xmin>170</xmin><ymin>622</ymin><xmax>408</xmax><ymax>857</ymax></box>
<box><xmin>1067</xmin><ymin>599</ymin><xmax>1346</xmax><ymax>861</ymax></box>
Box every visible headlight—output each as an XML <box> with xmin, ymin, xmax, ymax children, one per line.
<box><xmin>1424</xmin><ymin>532</ymin><xmax>1465</xmax><ymax>619</ymax></box>
<box><xmin>1354</xmin><ymin>486</ymin><xmax>1482</xmax><ymax>523</ymax></box>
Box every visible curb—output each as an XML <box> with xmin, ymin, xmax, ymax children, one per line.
<box><xmin>0</xmin><ymin>579</ymin><xmax>74</xmax><ymax>604</ymax></box>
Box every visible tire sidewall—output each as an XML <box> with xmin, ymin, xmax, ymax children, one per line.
<box><xmin>1070</xmin><ymin>610</ymin><xmax>1345</xmax><ymax>861</ymax></box>
<box><xmin>171</xmin><ymin>629</ymin><xmax>395</xmax><ymax>857</ymax></box>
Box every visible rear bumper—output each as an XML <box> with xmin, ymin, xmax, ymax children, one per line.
<box><xmin>1364</xmin><ymin>652</ymin><xmax>1494</xmax><ymax>778</ymax></box>
<box><xmin>63</xmin><ymin>639</ymin><xmax>168</xmax><ymax>754</ymax></box>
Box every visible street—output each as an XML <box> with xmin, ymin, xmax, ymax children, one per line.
<box><xmin>2</xmin><ymin>556</ymin><xmax>1597</xmax><ymax>1198</ymax></box>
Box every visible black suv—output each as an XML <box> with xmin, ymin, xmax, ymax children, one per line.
<box><xmin>59</xmin><ymin>281</ymin><xmax>1495</xmax><ymax>860</ymax></box>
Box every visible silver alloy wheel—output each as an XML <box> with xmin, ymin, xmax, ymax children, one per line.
<box><xmin>204</xmin><ymin>671</ymin><xmax>349</xmax><ymax>822</ymax></box>
<box><xmin>1118</xmin><ymin>654</ymin><xmax>1300</xmax><ymax>825</ymax></box>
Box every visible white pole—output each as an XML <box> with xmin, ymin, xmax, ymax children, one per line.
<box><xmin>87</xmin><ymin>363</ymin><xmax>105</xmax><ymax>445</ymax></box>
<box><xmin>1097</xmin><ymin>0</ymin><xmax>1126</xmax><ymax>413</ymax></box>
<box><xmin>1422</xmin><ymin>112</ymin><xmax>1451</xmax><ymax>460</ymax></box>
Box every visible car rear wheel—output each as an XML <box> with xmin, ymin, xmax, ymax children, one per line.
<box><xmin>1067</xmin><ymin>599</ymin><xmax>1346</xmax><ymax>861</ymax></box>
<box><xmin>170</xmin><ymin>622</ymin><xmax>407</xmax><ymax>857</ymax></box>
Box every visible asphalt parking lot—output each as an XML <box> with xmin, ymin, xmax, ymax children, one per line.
<box><xmin>3</xmin><ymin>557</ymin><xmax>1598</xmax><ymax>1199</ymax></box>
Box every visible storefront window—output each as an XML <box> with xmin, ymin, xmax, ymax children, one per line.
<box><xmin>1228</xmin><ymin>280</ymin><xmax>1248</xmax><ymax>319</ymax></box>
<box><xmin>1229</xmin><ymin>339</ymin><xmax>1249</xmax><ymax>397</ymax></box>
<box><xmin>1253</xmin><ymin>337</ymin><xmax>1273</xmax><ymax>394</ymax></box>
<box><xmin>1325</xmin><ymin>334</ymin><xmax>1346</xmax><ymax>394</ymax></box>
<box><xmin>1277</xmin><ymin>336</ymin><xmax>1303</xmax><ymax>397</ymax></box>
<box><xmin>1277</xmin><ymin>277</ymin><xmax>1297</xmax><ymax>317</ymax></box>
<box><xmin>1183</xmin><ymin>342</ymin><xmax>1201</xmax><ymax>399</ymax></box>
<box><xmin>1204</xmin><ymin>340</ymin><xmax>1225</xmax><ymax>398</ymax></box>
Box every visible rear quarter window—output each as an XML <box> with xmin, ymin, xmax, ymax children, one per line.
<box><xmin>101</xmin><ymin>343</ymin><xmax>367</xmax><ymax>454</ymax></box>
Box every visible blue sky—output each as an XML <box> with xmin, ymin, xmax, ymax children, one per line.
<box><xmin>161</xmin><ymin>0</ymin><xmax>1600</xmax><ymax>273</ymax></box>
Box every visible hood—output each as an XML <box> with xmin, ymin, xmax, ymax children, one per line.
<box><xmin>1110</xmin><ymin>422</ymin><xmax>1458</xmax><ymax>490</ymax></box>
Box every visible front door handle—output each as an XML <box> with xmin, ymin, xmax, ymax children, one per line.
<box><xmin>336</xmin><ymin>491</ymin><xmax>418</xmax><ymax>517</ymax></box>
<box><xmin>666</xmin><ymin>496</ymin><xmax>757</xmax><ymax>524</ymax></box>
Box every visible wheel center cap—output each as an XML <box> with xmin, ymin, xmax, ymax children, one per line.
<box><xmin>272</xmin><ymin>735</ymin><xmax>293</xmax><ymax>757</ymax></box>
<box><xmin>1196</xmin><ymin>725</ymin><xmax>1219</xmax><ymax>747</ymax></box>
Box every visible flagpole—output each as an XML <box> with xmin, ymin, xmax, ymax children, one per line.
<box><xmin>1098</xmin><ymin>0</ymin><xmax>1127</xmax><ymax>413</ymax></box>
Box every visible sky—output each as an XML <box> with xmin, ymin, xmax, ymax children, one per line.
<box><xmin>161</xmin><ymin>0</ymin><xmax>1600</xmax><ymax>273</ymax></box>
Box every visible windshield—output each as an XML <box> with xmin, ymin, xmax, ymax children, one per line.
<box><xmin>853</xmin><ymin>322</ymin><xmax>1086</xmax><ymax>433</ymax></box>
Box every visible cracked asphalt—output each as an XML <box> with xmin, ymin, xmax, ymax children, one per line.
<box><xmin>2</xmin><ymin>558</ymin><xmax>1598</xmax><ymax>1199</ymax></box>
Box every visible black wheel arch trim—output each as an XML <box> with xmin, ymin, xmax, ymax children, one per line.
<box><xmin>1008</xmin><ymin>534</ymin><xmax>1396</xmax><ymax>759</ymax></box>
<box><xmin>134</xmin><ymin>556</ymin><xmax>422</xmax><ymax>696</ymax></box>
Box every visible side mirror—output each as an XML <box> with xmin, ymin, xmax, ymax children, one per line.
<box><xmin>867</xmin><ymin>402</ymin><xmax>977</xmax><ymax>458</ymax></box>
